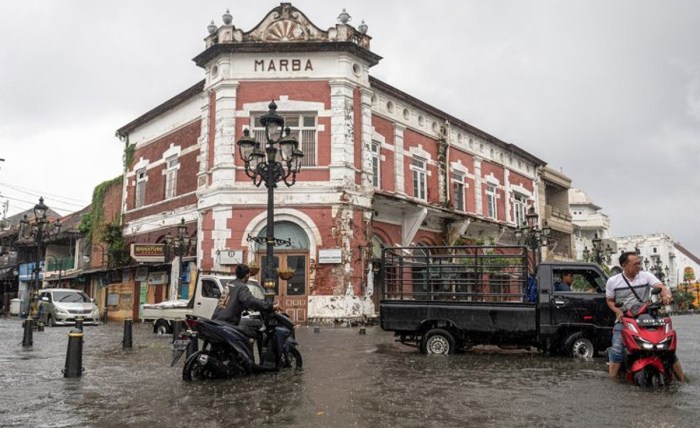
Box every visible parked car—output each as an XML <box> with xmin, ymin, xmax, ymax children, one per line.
<box><xmin>37</xmin><ymin>288</ymin><xmax>101</xmax><ymax>326</ymax></box>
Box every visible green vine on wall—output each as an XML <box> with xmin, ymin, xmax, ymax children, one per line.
<box><xmin>123</xmin><ymin>142</ymin><xmax>136</xmax><ymax>170</ymax></box>
<box><xmin>79</xmin><ymin>175</ymin><xmax>123</xmax><ymax>247</ymax></box>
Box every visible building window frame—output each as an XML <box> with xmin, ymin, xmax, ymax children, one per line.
<box><xmin>513</xmin><ymin>193</ymin><xmax>527</xmax><ymax>227</ymax></box>
<box><xmin>411</xmin><ymin>156</ymin><xmax>427</xmax><ymax>201</ymax></box>
<box><xmin>135</xmin><ymin>169</ymin><xmax>147</xmax><ymax>208</ymax></box>
<box><xmin>451</xmin><ymin>172</ymin><xmax>465</xmax><ymax>212</ymax></box>
<box><xmin>486</xmin><ymin>184</ymin><xmax>497</xmax><ymax>219</ymax></box>
<box><xmin>251</xmin><ymin>111</ymin><xmax>317</xmax><ymax>166</ymax></box>
<box><xmin>164</xmin><ymin>155</ymin><xmax>179</xmax><ymax>199</ymax></box>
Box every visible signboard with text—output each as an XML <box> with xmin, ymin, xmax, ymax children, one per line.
<box><xmin>318</xmin><ymin>249</ymin><xmax>342</xmax><ymax>264</ymax></box>
<box><xmin>130</xmin><ymin>244</ymin><xmax>165</xmax><ymax>263</ymax></box>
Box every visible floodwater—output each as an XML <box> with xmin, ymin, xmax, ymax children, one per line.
<box><xmin>1</xmin><ymin>315</ymin><xmax>699</xmax><ymax>428</ymax></box>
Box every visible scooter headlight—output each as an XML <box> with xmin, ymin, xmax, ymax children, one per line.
<box><xmin>625</xmin><ymin>322</ymin><xmax>639</xmax><ymax>334</ymax></box>
<box><xmin>656</xmin><ymin>337</ymin><xmax>672</xmax><ymax>350</ymax></box>
<box><xmin>634</xmin><ymin>337</ymin><xmax>654</xmax><ymax>350</ymax></box>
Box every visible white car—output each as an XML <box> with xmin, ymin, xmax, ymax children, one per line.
<box><xmin>38</xmin><ymin>288</ymin><xmax>100</xmax><ymax>326</ymax></box>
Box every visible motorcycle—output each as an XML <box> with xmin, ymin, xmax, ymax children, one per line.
<box><xmin>619</xmin><ymin>288</ymin><xmax>678</xmax><ymax>387</ymax></box>
<box><xmin>172</xmin><ymin>310</ymin><xmax>302</xmax><ymax>381</ymax></box>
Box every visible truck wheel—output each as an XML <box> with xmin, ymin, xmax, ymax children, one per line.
<box><xmin>420</xmin><ymin>329</ymin><xmax>456</xmax><ymax>355</ymax></box>
<box><xmin>565</xmin><ymin>332</ymin><xmax>595</xmax><ymax>359</ymax></box>
<box><xmin>154</xmin><ymin>321</ymin><xmax>170</xmax><ymax>335</ymax></box>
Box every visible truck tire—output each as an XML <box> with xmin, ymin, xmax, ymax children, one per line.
<box><xmin>564</xmin><ymin>332</ymin><xmax>595</xmax><ymax>359</ymax></box>
<box><xmin>154</xmin><ymin>320</ymin><xmax>170</xmax><ymax>335</ymax></box>
<box><xmin>420</xmin><ymin>329</ymin><xmax>456</xmax><ymax>355</ymax></box>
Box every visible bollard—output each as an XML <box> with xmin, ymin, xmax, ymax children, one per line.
<box><xmin>122</xmin><ymin>318</ymin><xmax>133</xmax><ymax>349</ymax></box>
<box><xmin>63</xmin><ymin>328</ymin><xmax>84</xmax><ymax>378</ymax></box>
<box><xmin>359</xmin><ymin>326</ymin><xmax>366</xmax><ymax>335</ymax></box>
<box><xmin>37</xmin><ymin>322</ymin><xmax>45</xmax><ymax>332</ymax></box>
<box><xmin>313</xmin><ymin>326</ymin><xmax>320</xmax><ymax>334</ymax></box>
<box><xmin>186</xmin><ymin>330</ymin><xmax>198</xmax><ymax>359</ymax></box>
<box><xmin>22</xmin><ymin>318</ymin><xmax>33</xmax><ymax>347</ymax></box>
<box><xmin>75</xmin><ymin>317</ymin><xmax>84</xmax><ymax>332</ymax></box>
<box><xmin>172</xmin><ymin>320</ymin><xmax>183</xmax><ymax>343</ymax></box>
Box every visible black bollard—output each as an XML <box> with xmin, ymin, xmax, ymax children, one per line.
<box><xmin>22</xmin><ymin>318</ymin><xmax>33</xmax><ymax>347</ymax></box>
<box><xmin>172</xmin><ymin>320</ymin><xmax>183</xmax><ymax>343</ymax></box>
<box><xmin>359</xmin><ymin>326</ymin><xmax>366</xmax><ymax>335</ymax></box>
<box><xmin>313</xmin><ymin>326</ymin><xmax>320</xmax><ymax>334</ymax></box>
<box><xmin>75</xmin><ymin>317</ymin><xmax>84</xmax><ymax>332</ymax></box>
<box><xmin>63</xmin><ymin>328</ymin><xmax>84</xmax><ymax>378</ymax></box>
<box><xmin>122</xmin><ymin>318</ymin><xmax>133</xmax><ymax>349</ymax></box>
<box><xmin>37</xmin><ymin>322</ymin><xmax>44</xmax><ymax>332</ymax></box>
<box><xmin>186</xmin><ymin>331</ymin><xmax>198</xmax><ymax>359</ymax></box>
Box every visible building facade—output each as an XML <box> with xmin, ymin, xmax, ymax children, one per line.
<box><xmin>116</xmin><ymin>3</ymin><xmax>546</xmax><ymax>322</ymax></box>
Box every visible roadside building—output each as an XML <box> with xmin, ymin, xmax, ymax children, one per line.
<box><xmin>569</xmin><ymin>188</ymin><xmax>615</xmax><ymax>262</ymax></box>
<box><xmin>538</xmin><ymin>166</ymin><xmax>574</xmax><ymax>261</ymax></box>
<box><xmin>116</xmin><ymin>3</ymin><xmax>546</xmax><ymax>322</ymax></box>
<box><xmin>612</xmin><ymin>233</ymin><xmax>700</xmax><ymax>291</ymax></box>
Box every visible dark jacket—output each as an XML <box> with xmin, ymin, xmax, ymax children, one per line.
<box><xmin>211</xmin><ymin>280</ymin><xmax>272</xmax><ymax>325</ymax></box>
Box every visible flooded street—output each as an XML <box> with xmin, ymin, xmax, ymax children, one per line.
<box><xmin>1</xmin><ymin>315</ymin><xmax>699</xmax><ymax>427</ymax></box>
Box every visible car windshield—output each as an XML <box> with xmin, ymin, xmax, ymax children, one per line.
<box><xmin>53</xmin><ymin>291</ymin><xmax>90</xmax><ymax>303</ymax></box>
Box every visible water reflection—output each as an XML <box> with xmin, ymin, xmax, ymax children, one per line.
<box><xmin>0</xmin><ymin>315</ymin><xmax>698</xmax><ymax>427</ymax></box>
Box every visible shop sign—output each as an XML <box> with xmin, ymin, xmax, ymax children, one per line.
<box><xmin>130</xmin><ymin>244</ymin><xmax>165</xmax><ymax>262</ymax></box>
<box><xmin>318</xmin><ymin>248</ymin><xmax>342</xmax><ymax>264</ymax></box>
<box><xmin>219</xmin><ymin>249</ymin><xmax>243</xmax><ymax>265</ymax></box>
<box><xmin>147</xmin><ymin>271</ymin><xmax>168</xmax><ymax>285</ymax></box>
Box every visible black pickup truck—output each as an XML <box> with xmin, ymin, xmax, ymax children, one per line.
<box><xmin>379</xmin><ymin>245</ymin><xmax>615</xmax><ymax>358</ymax></box>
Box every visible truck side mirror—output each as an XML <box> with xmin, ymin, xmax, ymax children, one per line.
<box><xmin>41</xmin><ymin>296</ymin><xmax>49</xmax><ymax>302</ymax></box>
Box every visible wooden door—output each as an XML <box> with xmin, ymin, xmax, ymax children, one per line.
<box><xmin>259</xmin><ymin>253</ymin><xmax>308</xmax><ymax>323</ymax></box>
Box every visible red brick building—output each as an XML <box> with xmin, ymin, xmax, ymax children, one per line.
<box><xmin>116</xmin><ymin>3</ymin><xmax>544</xmax><ymax>322</ymax></box>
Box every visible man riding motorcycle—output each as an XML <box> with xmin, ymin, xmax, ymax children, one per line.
<box><xmin>606</xmin><ymin>251</ymin><xmax>685</xmax><ymax>381</ymax></box>
<box><xmin>212</xmin><ymin>263</ymin><xmax>290</xmax><ymax>368</ymax></box>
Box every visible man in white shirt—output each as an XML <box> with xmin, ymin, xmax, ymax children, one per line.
<box><xmin>605</xmin><ymin>251</ymin><xmax>684</xmax><ymax>381</ymax></box>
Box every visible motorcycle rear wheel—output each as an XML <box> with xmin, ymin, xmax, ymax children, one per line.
<box><xmin>286</xmin><ymin>347</ymin><xmax>303</xmax><ymax>369</ymax></box>
<box><xmin>182</xmin><ymin>351</ymin><xmax>218</xmax><ymax>381</ymax></box>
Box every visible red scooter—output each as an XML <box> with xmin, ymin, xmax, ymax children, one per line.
<box><xmin>619</xmin><ymin>289</ymin><xmax>678</xmax><ymax>387</ymax></box>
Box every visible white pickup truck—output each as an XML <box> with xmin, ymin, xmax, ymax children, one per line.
<box><xmin>141</xmin><ymin>273</ymin><xmax>265</xmax><ymax>334</ymax></box>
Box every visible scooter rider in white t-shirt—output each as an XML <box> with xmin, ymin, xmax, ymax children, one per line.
<box><xmin>605</xmin><ymin>251</ymin><xmax>685</xmax><ymax>381</ymax></box>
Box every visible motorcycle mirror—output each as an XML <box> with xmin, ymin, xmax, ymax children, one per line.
<box><xmin>651</xmin><ymin>287</ymin><xmax>662</xmax><ymax>295</ymax></box>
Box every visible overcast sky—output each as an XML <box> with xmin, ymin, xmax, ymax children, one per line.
<box><xmin>1</xmin><ymin>0</ymin><xmax>699</xmax><ymax>254</ymax></box>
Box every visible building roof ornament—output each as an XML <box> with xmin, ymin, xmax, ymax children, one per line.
<box><xmin>222</xmin><ymin>9</ymin><xmax>232</xmax><ymax>25</ymax></box>
<box><xmin>337</xmin><ymin>8</ymin><xmax>351</xmax><ymax>24</ymax></box>
<box><xmin>203</xmin><ymin>3</ymin><xmax>372</xmax><ymax>47</ymax></box>
<box><xmin>195</xmin><ymin>3</ymin><xmax>380</xmax><ymax>67</ymax></box>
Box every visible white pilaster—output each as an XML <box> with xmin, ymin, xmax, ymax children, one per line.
<box><xmin>210</xmin><ymin>80</ymin><xmax>239</xmax><ymax>186</ymax></box>
<box><xmin>474</xmin><ymin>157</ymin><xmax>483</xmax><ymax>216</ymax></box>
<box><xmin>394</xmin><ymin>124</ymin><xmax>406</xmax><ymax>195</ymax></box>
<box><xmin>329</xmin><ymin>80</ymin><xmax>356</xmax><ymax>184</ymax></box>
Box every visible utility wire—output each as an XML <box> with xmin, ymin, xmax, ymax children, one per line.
<box><xmin>0</xmin><ymin>181</ymin><xmax>88</xmax><ymax>206</ymax></box>
<box><xmin>0</xmin><ymin>194</ymin><xmax>85</xmax><ymax>214</ymax></box>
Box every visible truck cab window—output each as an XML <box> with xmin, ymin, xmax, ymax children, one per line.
<box><xmin>553</xmin><ymin>269</ymin><xmax>605</xmax><ymax>293</ymax></box>
<box><xmin>201</xmin><ymin>280</ymin><xmax>220</xmax><ymax>298</ymax></box>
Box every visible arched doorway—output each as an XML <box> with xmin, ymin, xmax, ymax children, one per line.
<box><xmin>253</xmin><ymin>221</ymin><xmax>309</xmax><ymax>322</ymax></box>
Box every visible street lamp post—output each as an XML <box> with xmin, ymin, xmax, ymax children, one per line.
<box><xmin>650</xmin><ymin>257</ymin><xmax>669</xmax><ymax>283</ymax></box>
<box><xmin>514</xmin><ymin>206</ymin><xmax>551</xmax><ymax>265</ymax></box>
<box><xmin>581</xmin><ymin>233</ymin><xmax>613</xmax><ymax>265</ymax></box>
<box><xmin>165</xmin><ymin>218</ymin><xmax>192</xmax><ymax>300</ymax></box>
<box><xmin>19</xmin><ymin>197</ymin><xmax>61</xmax><ymax>319</ymax></box>
<box><xmin>237</xmin><ymin>101</ymin><xmax>303</xmax><ymax>304</ymax></box>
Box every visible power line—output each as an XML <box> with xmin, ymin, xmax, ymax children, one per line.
<box><xmin>0</xmin><ymin>181</ymin><xmax>88</xmax><ymax>206</ymax></box>
<box><xmin>0</xmin><ymin>194</ymin><xmax>85</xmax><ymax>214</ymax></box>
